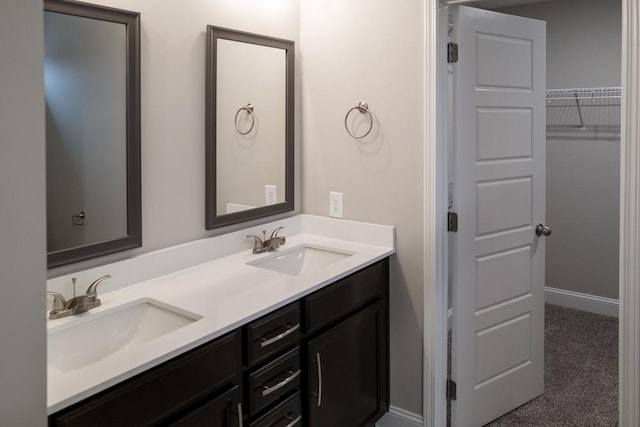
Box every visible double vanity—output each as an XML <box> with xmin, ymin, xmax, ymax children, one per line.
<box><xmin>47</xmin><ymin>215</ymin><xmax>395</xmax><ymax>426</ymax></box>
<box><xmin>43</xmin><ymin>1</ymin><xmax>395</xmax><ymax>425</ymax></box>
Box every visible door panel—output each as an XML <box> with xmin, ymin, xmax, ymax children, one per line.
<box><xmin>170</xmin><ymin>385</ymin><xmax>242</xmax><ymax>427</ymax></box>
<box><xmin>476</xmin><ymin>246</ymin><xmax>532</xmax><ymax>310</ymax></box>
<box><xmin>475</xmin><ymin>313</ymin><xmax>532</xmax><ymax>384</ymax></box>
<box><xmin>307</xmin><ymin>303</ymin><xmax>381</xmax><ymax>427</ymax></box>
<box><xmin>476</xmin><ymin>34</ymin><xmax>533</xmax><ymax>89</ymax></box>
<box><xmin>477</xmin><ymin>108</ymin><xmax>532</xmax><ymax>160</ymax></box>
<box><xmin>476</xmin><ymin>178</ymin><xmax>532</xmax><ymax>235</ymax></box>
<box><xmin>452</xmin><ymin>6</ymin><xmax>546</xmax><ymax>426</ymax></box>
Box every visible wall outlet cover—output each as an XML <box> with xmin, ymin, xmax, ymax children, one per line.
<box><xmin>265</xmin><ymin>184</ymin><xmax>277</xmax><ymax>205</ymax></box>
<box><xmin>329</xmin><ymin>191</ymin><xmax>344</xmax><ymax>218</ymax></box>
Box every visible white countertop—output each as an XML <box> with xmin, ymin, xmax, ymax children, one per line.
<box><xmin>46</xmin><ymin>215</ymin><xmax>395</xmax><ymax>414</ymax></box>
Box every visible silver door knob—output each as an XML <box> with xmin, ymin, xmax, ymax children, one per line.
<box><xmin>535</xmin><ymin>224</ymin><xmax>552</xmax><ymax>236</ymax></box>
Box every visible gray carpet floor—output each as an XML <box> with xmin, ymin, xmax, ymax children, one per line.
<box><xmin>485</xmin><ymin>304</ymin><xmax>618</xmax><ymax>426</ymax></box>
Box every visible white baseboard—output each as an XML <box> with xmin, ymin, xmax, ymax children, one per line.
<box><xmin>545</xmin><ymin>286</ymin><xmax>619</xmax><ymax>318</ymax></box>
<box><xmin>376</xmin><ymin>406</ymin><xmax>423</xmax><ymax>427</ymax></box>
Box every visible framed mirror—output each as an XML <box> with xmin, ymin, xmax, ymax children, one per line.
<box><xmin>44</xmin><ymin>0</ymin><xmax>141</xmax><ymax>268</ymax></box>
<box><xmin>205</xmin><ymin>26</ymin><xmax>294</xmax><ymax>229</ymax></box>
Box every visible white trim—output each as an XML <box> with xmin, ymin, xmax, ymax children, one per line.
<box><xmin>376</xmin><ymin>407</ymin><xmax>424</xmax><ymax>427</ymax></box>
<box><xmin>545</xmin><ymin>287</ymin><xmax>619</xmax><ymax>318</ymax></box>
<box><xmin>620</xmin><ymin>1</ymin><xmax>640</xmax><ymax>424</ymax></box>
<box><xmin>423</xmin><ymin>1</ymin><xmax>449</xmax><ymax>426</ymax></box>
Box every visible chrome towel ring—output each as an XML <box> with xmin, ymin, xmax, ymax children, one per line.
<box><xmin>234</xmin><ymin>103</ymin><xmax>255</xmax><ymax>135</ymax></box>
<box><xmin>71</xmin><ymin>211</ymin><xmax>85</xmax><ymax>226</ymax></box>
<box><xmin>344</xmin><ymin>101</ymin><xmax>373</xmax><ymax>139</ymax></box>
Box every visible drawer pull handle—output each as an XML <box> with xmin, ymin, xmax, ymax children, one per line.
<box><xmin>260</xmin><ymin>323</ymin><xmax>300</xmax><ymax>348</ymax></box>
<box><xmin>237</xmin><ymin>402</ymin><xmax>243</xmax><ymax>427</ymax></box>
<box><xmin>283</xmin><ymin>414</ymin><xmax>302</xmax><ymax>427</ymax></box>
<box><xmin>261</xmin><ymin>369</ymin><xmax>301</xmax><ymax>397</ymax></box>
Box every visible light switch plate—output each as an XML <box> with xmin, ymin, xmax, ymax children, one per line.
<box><xmin>265</xmin><ymin>185</ymin><xmax>277</xmax><ymax>205</ymax></box>
<box><xmin>329</xmin><ymin>191</ymin><xmax>344</xmax><ymax>218</ymax></box>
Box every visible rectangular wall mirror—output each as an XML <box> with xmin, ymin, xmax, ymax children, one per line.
<box><xmin>205</xmin><ymin>26</ymin><xmax>294</xmax><ymax>229</ymax></box>
<box><xmin>44</xmin><ymin>0</ymin><xmax>141</xmax><ymax>268</ymax></box>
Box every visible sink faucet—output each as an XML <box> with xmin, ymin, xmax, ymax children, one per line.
<box><xmin>46</xmin><ymin>275</ymin><xmax>111</xmax><ymax>320</ymax></box>
<box><xmin>247</xmin><ymin>226</ymin><xmax>286</xmax><ymax>254</ymax></box>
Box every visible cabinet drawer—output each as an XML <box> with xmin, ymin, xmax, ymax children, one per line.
<box><xmin>170</xmin><ymin>385</ymin><xmax>242</xmax><ymax>427</ymax></box>
<box><xmin>50</xmin><ymin>331</ymin><xmax>240</xmax><ymax>427</ymax></box>
<box><xmin>250</xmin><ymin>394</ymin><xmax>301</xmax><ymax>427</ymax></box>
<box><xmin>248</xmin><ymin>348</ymin><xmax>300</xmax><ymax>415</ymax></box>
<box><xmin>246</xmin><ymin>303</ymin><xmax>300</xmax><ymax>366</ymax></box>
<box><xmin>304</xmin><ymin>260</ymin><xmax>386</xmax><ymax>334</ymax></box>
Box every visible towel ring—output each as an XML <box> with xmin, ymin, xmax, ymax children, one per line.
<box><xmin>344</xmin><ymin>101</ymin><xmax>373</xmax><ymax>139</ymax></box>
<box><xmin>72</xmin><ymin>211</ymin><xmax>86</xmax><ymax>226</ymax></box>
<box><xmin>234</xmin><ymin>103</ymin><xmax>255</xmax><ymax>135</ymax></box>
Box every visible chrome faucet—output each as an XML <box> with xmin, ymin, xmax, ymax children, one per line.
<box><xmin>247</xmin><ymin>226</ymin><xmax>286</xmax><ymax>254</ymax></box>
<box><xmin>46</xmin><ymin>275</ymin><xmax>111</xmax><ymax>320</ymax></box>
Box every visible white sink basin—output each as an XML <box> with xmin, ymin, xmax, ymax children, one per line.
<box><xmin>247</xmin><ymin>244</ymin><xmax>353</xmax><ymax>275</ymax></box>
<box><xmin>48</xmin><ymin>298</ymin><xmax>202</xmax><ymax>372</ymax></box>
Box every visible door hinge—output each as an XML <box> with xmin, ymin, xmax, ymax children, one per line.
<box><xmin>447</xmin><ymin>379</ymin><xmax>457</xmax><ymax>401</ymax></box>
<box><xmin>447</xmin><ymin>42</ymin><xmax>458</xmax><ymax>63</ymax></box>
<box><xmin>448</xmin><ymin>212</ymin><xmax>458</xmax><ymax>232</ymax></box>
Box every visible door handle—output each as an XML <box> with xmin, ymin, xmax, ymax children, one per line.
<box><xmin>535</xmin><ymin>223</ymin><xmax>552</xmax><ymax>236</ymax></box>
<box><xmin>310</xmin><ymin>352</ymin><xmax>323</xmax><ymax>407</ymax></box>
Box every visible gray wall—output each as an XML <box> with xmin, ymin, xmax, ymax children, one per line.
<box><xmin>0</xmin><ymin>0</ymin><xmax>47</xmax><ymax>425</ymax></box>
<box><xmin>300</xmin><ymin>0</ymin><xmax>425</xmax><ymax>415</ymax></box>
<box><xmin>499</xmin><ymin>0</ymin><xmax>621</xmax><ymax>299</ymax></box>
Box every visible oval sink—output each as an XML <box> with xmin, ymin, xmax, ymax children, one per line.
<box><xmin>48</xmin><ymin>298</ymin><xmax>202</xmax><ymax>372</ymax></box>
<box><xmin>247</xmin><ymin>244</ymin><xmax>353</xmax><ymax>276</ymax></box>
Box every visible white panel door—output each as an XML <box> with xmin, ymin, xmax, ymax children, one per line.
<box><xmin>451</xmin><ymin>6</ymin><xmax>546</xmax><ymax>426</ymax></box>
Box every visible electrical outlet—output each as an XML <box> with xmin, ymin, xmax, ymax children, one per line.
<box><xmin>265</xmin><ymin>185</ymin><xmax>277</xmax><ymax>205</ymax></box>
<box><xmin>329</xmin><ymin>191</ymin><xmax>344</xmax><ymax>218</ymax></box>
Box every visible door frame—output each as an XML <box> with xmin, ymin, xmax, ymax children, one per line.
<box><xmin>423</xmin><ymin>1</ymin><xmax>640</xmax><ymax>426</ymax></box>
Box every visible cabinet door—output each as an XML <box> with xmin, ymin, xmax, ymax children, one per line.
<box><xmin>307</xmin><ymin>303</ymin><xmax>385</xmax><ymax>427</ymax></box>
<box><xmin>50</xmin><ymin>332</ymin><xmax>240</xmax><ymax>427</ymax></box>
<box><xmin>170</xmin><ymin>385</ymin><xmax>242</xmax><ymax>427</ymax></box>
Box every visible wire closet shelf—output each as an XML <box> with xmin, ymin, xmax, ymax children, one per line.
<box><xmin>546</xmin><ymin>87</ymin><xmax>621</xmax><ymax>136</ymax></box>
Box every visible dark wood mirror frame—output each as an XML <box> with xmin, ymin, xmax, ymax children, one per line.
<box><xmin>45</xmin><ymin>0</ymin><xmax>141</xmax><ymax>268</ymax></box>
<box><xmin>205</xmin><ymin>26</ymin><xmax>295</xmax><ymax>230</ymax></box>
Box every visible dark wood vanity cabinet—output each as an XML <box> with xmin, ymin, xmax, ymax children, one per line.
<box><xmin>49</xmin><ymin>331</ymin><xmax>242</xmax><ymax>427</ymax></box>
<box><xmin>49</xmin><ymin>258</ymin><xmax>389</xmax><ymax>427</ymax></box>
<box><xmin>307</xmin><ymin>303</ymin><xmax>386</xmax><ymax>427</ymax></box>
<box><xmin>169</xmin><ymin>386</ymin><xmax>243</xmax><ymax>427</ymax></box>
<box><xmin>304</xmin><ymin>260</ymin><xmax>389</xmax><ymax>427</ymax></box>
<box><xmin>169</xmin><ymin>385</ymin><xmax>242</xmax><ymax>427</ymax></box>
<box><xmin>243</xmin><ymin>303</ymin><xmax>302</xmax><ymax>425</ymax></box>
